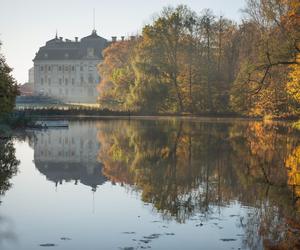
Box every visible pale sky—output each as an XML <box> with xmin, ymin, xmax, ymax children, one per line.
<box><xmin>0</xmin><ymin>0</ymin><xmax>245</xmax><ymax>84</ymax></box>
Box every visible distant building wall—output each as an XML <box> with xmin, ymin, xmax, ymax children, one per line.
<box><xmin>33</xmin><ymin>59</ymin><xmax>101</xmax><ymax>103</ymax></box>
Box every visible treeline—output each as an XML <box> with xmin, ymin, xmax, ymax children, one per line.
<box><xmin>97</xmin><ymin>0</ymin><xmax>299</xmax><ymax>117</ymax></box>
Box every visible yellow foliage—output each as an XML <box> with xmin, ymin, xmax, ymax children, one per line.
<box><xmin>286</xmin><ymin>64</ymin><xmax>300</xmax><ymax>104</ymax></box>
<box><xmin>286</xmin><ymin>146</ymin><xmax>300</xmax><ymax>187</ymax></box>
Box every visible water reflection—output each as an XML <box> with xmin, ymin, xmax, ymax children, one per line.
<box><xmin>30</xmin><ymin>122</ymin><xmax>106</xmax><ymax>191</ymax></box>
<box><xmin>26</xmin><ymin>119</ymin><xmax>300</xmax><ymax>249</ymax></box>
<box><xmin>0</xmin><ymin>139</ymin><xmax>19</xmax><ymax>200</ymax></box>
<box><xmin>96</xmin><ymin>119</ymin><xmax>300</xmax><ymax>249</ymax></box>
<box><xmin>0</xmin><ymin>138</ymin><xmax>19</xmax><ymax>246</ymax></box>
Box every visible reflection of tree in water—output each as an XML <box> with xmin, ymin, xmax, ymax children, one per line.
<box><xmin>0</xmin><ymin>138</ymin><xmax>19</xmax><ymax>245</ymax></box>
<box><xmin>97</xmin><ymin>119</ymin><xmax>300</xmax><ymax>249</ymax></box>
<box><xmin>230</xmin><ymin>122</ymin><xmax>300</xmax><ymax>250</ymax></box>
<box><xmin>0</xmin><ymin>139</ymin><xmax>19</xmax><ymax>199</ymax></box>
<box><xmin>97</xmin><ymin>119</ymin><xmax>235</xmax><ymax>221</ymax></box>
<box><xmin>0</xmin><ymin>216</ymin><xmax>16</xmax><ymax>245</ymax></box>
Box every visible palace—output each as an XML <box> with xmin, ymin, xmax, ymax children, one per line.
<box><xmin>33</xmin><ymin>29</ymin><xmax>108</xmax><ymax>103</ymax></box>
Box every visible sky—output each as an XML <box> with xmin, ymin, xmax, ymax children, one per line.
<box><xmin>0</xmin><ymin>0</ymin><xmax>245</xmax><ymax>84</ymax></box>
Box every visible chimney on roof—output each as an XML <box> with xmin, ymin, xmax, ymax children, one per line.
<box><xmin>75</xmin><ymin>37</ymin><xmax>78</xmax><ymax>42</ymax></box>
<box><xmin>59</xmin><ymin>37</ymin><xmax>63</xmax><ymax>41</ymax></box>
<box><xmin>111</xmin><ymin>36</ymin><xmax>117</xmax><ymax>42</ymax></box>
<box><xmin>130</xmin><ymin>36</ymin><xmax>135</xmax><ymax>40</ymax></box>
<box><xmin>121</xmin><ymin>36</ymin><xmax>125</xmax><ymax>41</ymax></box>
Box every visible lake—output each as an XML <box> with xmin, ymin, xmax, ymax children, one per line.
<box><xmin>0</xmin><ymin>118</ymin><xmax>300</xmax><ymax>250</ymax></box>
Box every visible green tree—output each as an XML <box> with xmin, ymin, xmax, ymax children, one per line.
<box><xmin>0</xmin><ymin>43</ymin><xmax>19</xmax><ymax>117</ymax></box>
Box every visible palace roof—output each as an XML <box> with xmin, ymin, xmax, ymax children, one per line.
<box><xmin>33</xmin><ymin>30</ymin><xmax>108</xmax><ymax>61</ymax></box>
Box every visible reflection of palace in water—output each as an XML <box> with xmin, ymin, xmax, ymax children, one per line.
<box><xmin>31</xmin><ymin>122</ymin><xmax>106</xmax><ymax>191</ymax></box>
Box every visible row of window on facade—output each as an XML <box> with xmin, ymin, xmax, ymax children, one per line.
<box><xmin>39</xmin><ymin>134</ymin><xmax>97</xmax><ymax>147</ymax></box>
<box><xmin>40</xmin><ymin>76</ymin><xmax>100</xmax><ymax>85</ymax></box>
<box><xmin>39</xmin><ymin>137</ymin><xmax>94</xmax><ymax>149</ymax></box>
<box><xmin>39</xmin><ymin>150</ymin><xmax>76</xmax><ymax>157</ymax></box>
<box><xmin>39</xmin><ymin>65</ymin><xmax>95</xmax><ymax>72</ymax></box>
<box><xmin>38</xmin><ymin>150</ymin><xmax>96</xmax><ymax>159</ymax></box>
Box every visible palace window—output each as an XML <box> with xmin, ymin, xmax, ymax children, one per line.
<box><xmin>59</xmin><ymin>79</ymin><xmax>62</xmax><ymax>85</ymax></box>
<box><xmin>87</xmin><ymin>48</ymin><xmax>94</xmax><ymax>57</ymax></box>
<box><xmin>65</xmin><ymin>79</ymin><xmax>68</xmax><ymax>85</ymax></box>
<box><xmin>48</xmin><ymin>66</ymin><xmax>51</xmax><ymax>71</ymax></box>
<box><xmin>80</xmin><ymin>66</ymin><xmax>83</xmax><ymax>71</ymax></box>
<box><xmin>72</xmin><ymin>66</ymin><xmax>75</xmax><ymax>71</ymax></box>
<box><xmin>41</xmin><ymin>78</ymin><xmax>44</xmax><ymax>85</ymax></box>
<box><xmin>40</xmin><ymin>66</ymin><xmax>44</xmax><ymax>71</ymax></box>
<box><xmin>72</xmin><ymin>78</ymin><xmax>75</xmax><ymax>85</ymax></box>
<box><xmin>58</xmin><ymin>66</ymin><xmax>62</xmax><ymax>71</ymax></box>
<box><xmin>88</xmin><ymin>87</ymin><xmax>93</xmax><ymax>96</ymax></box>
<box><xmin>88</xmin><ymin>75</ymin><xmax>93</xmax><ymax>84</ymax></box>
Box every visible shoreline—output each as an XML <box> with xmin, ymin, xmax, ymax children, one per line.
<box><xmin>1</xmin><ymin>113</ymin><xmax>299</xmax><ymax>140</ymax></box>
<box><xmin>12</xmin><ymin>109</ymin><xmax>300</xmax><ymax>122</ymax></box>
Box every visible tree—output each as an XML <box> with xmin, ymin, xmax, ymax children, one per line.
<box><xmin>229</xmin><ymin>0</ymin><xmax>299</xmax><ymax>116</ymax></box>
<box><xmin>286</xmin><ymin>62</ymin><xmax>300</xmax><ymax>110</ymax></box>
<box><xmin>0</xmin><ymin>43</ymin><xmax>19</xmax><ymax>117</ymax></box>
<box><xmin>200</xmin><ymin>10</ymin><xmax>215</xmax><ymax>112</ymax></box>
<box><xmin>98</xmin><ymin>2</ymin><xmax>299</xmax><ymax>117</ymax></box>
<box><xmin>97</xmin><ymin>39</ymin><xmax>136</xmax><ymax>111</ymax></box>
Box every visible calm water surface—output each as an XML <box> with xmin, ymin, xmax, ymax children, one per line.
<box><xmin>0</xmin><ymin>118</ymin><xmax>300</xmax><ymax>250</ymax></box>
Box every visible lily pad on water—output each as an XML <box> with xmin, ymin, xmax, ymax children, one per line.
<box><xmin>39</xmin><ymin>243</ymin><xmax>56</xmax><ymax>247</ymax></box>
<box><xmin>60</xmin><ymin>237</ymin><xmax>71</xmax><ymax>241</ymax></box>
<box><xmin>220</xmin><ymin>238</ymin><xmax>237</xmax><ymax>242</ymax></box>
<box><xmin>140</xmin><ymin>239</ymin><xmax>151</xmax><ymax>244</ymax></box>
<box><xmin>143</xmin><ymin>234</ymin><xmax>160</xmax><ymax>240</ymax></box>
<box><xmin>165</xmin><ymin>233</ymin><xmax>175</xmax><ymax>236</ymax></box>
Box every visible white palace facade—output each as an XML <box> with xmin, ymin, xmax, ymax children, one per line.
<box><xmin>33</xmin><ymin>29</ymin><xmax>108</xmax><ymax>103</ymax></box>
